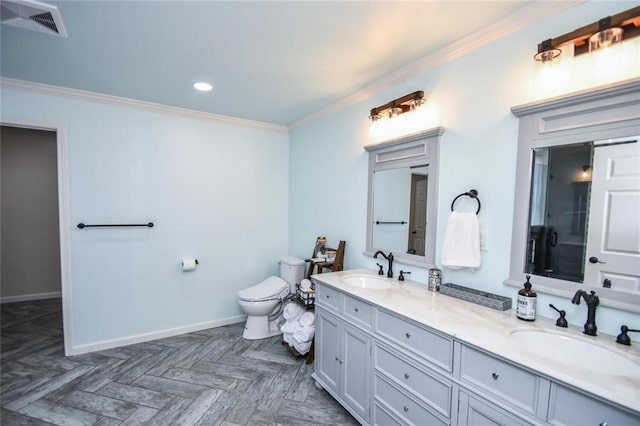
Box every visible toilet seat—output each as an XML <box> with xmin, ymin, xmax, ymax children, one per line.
<box><xmin>238</xmin><ymin>276</ymin><xmax>289</xmax><ymax>302</ymax></box>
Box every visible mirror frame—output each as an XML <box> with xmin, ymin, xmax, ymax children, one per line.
<box><xmin>364</xmin><ymin>127</ymin><xmax>444</xmax><ymax>267</ymax></box>
<box><xmin>508</xmin><ymin>79</ymin><xmax>640</xmax><ymax>313</ymax></box>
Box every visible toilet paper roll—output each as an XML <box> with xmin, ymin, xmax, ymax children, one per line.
<box><xmin>182</xmin><ymin>258</ymin><xmax>197</xmax><ymax>271</ymax></box>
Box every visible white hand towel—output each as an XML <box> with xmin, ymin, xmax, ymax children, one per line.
<box><xmin>441</xmin><ymin>211</ymin><xmax>481</xmax><ymax>269</ymax></box>
<box><xmin>293</xmin><ymin>339</ymin><xmax>312</xmax><ymax>355</ymax></box>
<box><xmin>298</xmin><ymin>311</ymin><xmax>315</xmax><ymax>328</ymax></box>
<box><xmin>282</xmin><ymin>332</ymin><xmax>294</xmax><ymax>345</ymax></box>
<box><xmin>283</xmin><ymin>302</ymin><xmax>304</xmax><ymax>321</ymax></box>
<box><xmin>293</xmin><ymin>326</ymin><xmax>315</xmax><ymax>343</ymax></box>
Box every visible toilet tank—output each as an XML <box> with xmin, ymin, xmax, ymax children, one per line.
<box><xmin>279</xmin><ymin>256</ymin><xmax>305</xmax><ymax>293</ymax></box>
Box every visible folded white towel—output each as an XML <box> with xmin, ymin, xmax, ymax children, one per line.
<box><xmin>282</xmin><ymin>332</ymin><xmax>294</xmax><ymax>345</ymax></box>
<box><xmin>283</xmin><ymin>302</ymin><xmax>304</xmax><ymax>321</ymax></box>
<box><xmin>293</xmin><ymin>326</ymin><xmax>315</xmax><ymax>343</ymax></box>
<box><xmin>298</xmin><ymin>311</ymin><xmax>315</xmax><ymax>328</ymax></box>
<box><xmin>441</xmin><ymin>211</ymin><xmax>481</xmax><ymax>270</ymax></box>
<box><xmin>300</xmin><ymin>279</ymin><xmax>312</xmax><ymax>291</ymax></box>
<box><xmin>280</xmin><ymin>320</ymin><xmax>297</xmax><ymax>334</ymax></box>
<box><xmin>293</xmin><ymin>339</ymin><xmax>312</xmax><ymax>355</ymax></box>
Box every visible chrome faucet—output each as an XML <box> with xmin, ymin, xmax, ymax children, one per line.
<box><xmin>373</xmin><ymin>251</ymin><xmax>394</xmax><ymax>278</ymax></box>
<box><xmin>571</xmin><ymin>290</ymin><xmax>599</xmax><ymax>336</ymax></box>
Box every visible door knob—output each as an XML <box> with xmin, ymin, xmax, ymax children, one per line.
<box><xmin>589</xmin><ymin>256</ymin><xmax>606</xmax><ymax>264</ymax></box>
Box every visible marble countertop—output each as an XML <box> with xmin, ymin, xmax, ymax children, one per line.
<box><xmin>312</xmin><ymin>268</ymin><xmax>640</xmax><ymax>413</ymax></box>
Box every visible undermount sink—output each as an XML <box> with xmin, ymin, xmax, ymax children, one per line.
<box><xmin>510</xmin><ymin>330</ymin><xmax>640</xmax><ymax>378</ymax></box>
<box><xmin>342</xmin><ymin>275</ymin><xmax>394</xmax><ymax>290</ymax></box>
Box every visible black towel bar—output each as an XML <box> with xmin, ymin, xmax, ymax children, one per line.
<box><xmin>451</xmin><ymin>189</ymin><xmax>481</xmax><ymax>215</ymax></box>
<box><xmin>77</xmin><ymin>222</ymin><xmax>154</xmax><ymax>229</ymax></box>
<box><xmin>375</xmin><ymin>221</ymin><xmax>407</xmax><ymax>225</ymax></box>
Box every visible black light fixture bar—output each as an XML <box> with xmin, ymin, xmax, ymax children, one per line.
<box><xmin>369</xmin><ymin>90</ymin><xmax>425</xmax><ymax>121</ymax></box>
<box><xmin>534</xmin><ymin>5</ymin><xmax>640</xmax><ymax>61</ymax></box>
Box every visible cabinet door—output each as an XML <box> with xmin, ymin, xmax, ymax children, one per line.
<box><xmin>316</xmin><ymin>308</ymin><xmax>341</xmax><ymax>395</ymax></box>
<box><xmin>342</xmin><ymin>323</ymin><xmax>372</xmax><ymax>423</ymax></box>
<box><xmin>458</xmin><ymin>392</ymin><xmax>533</xmax><ymax>426</ymax></box>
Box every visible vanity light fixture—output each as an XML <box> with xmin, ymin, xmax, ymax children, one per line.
<box><xmin>533</xmin><ymin>5</ymin><xmax>640</xmax><ymax>62</ymax></box>
<box><xmin>533</xmin><ymin>39</ymin><xmax>561</xmax><ymax>63</ymax></box>
<box><xmin>589</xmin><ymin>16</ymin><xmax>624</xmax><ymax>52</ymax></box>
<box><xmin>368</xmin><ymin>90</ymin><xmax>426</xmax><ymax>122</ymax></box>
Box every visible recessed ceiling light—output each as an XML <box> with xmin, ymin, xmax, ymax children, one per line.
<box><xmin>193</xmin><ymin>82</ymin><xmax>213</xmax><ymax>92</ymax></box>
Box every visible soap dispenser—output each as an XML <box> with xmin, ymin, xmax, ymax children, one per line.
<box><xmin>517</xmin><ymin>275</ymin><xmax>537</xmax><ymax>321</ymax></box>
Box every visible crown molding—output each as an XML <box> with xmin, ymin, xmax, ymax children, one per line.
<box><xmin>0</xmin><ymin>78</ymin><xmax>288</xmax><ymax>133</ymax></box>
<box><xmin>289</xmin><ymin>1</ymin><xmax>583</xmax><ymax>131</ymax></box>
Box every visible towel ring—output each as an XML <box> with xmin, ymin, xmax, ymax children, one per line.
<box><xmin>451</xmin><ymin>189</ymin><xmax>481</xmax><ymax>215</ymax></box>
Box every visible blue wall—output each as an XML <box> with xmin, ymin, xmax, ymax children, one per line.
<box><xmin>1</xmin><ymin>88</ymin><xmax>289</xmax><ymax>349</ymax></box>
<box><xmin>288</xmin><ymin>1</ymin><xmax>640</xmax><ymax>335</ymax></box>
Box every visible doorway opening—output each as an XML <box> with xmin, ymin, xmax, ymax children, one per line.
<box><xmin>0</xmin><ymin>122</ymin><xmax>71</xmax><ymax>355</ymax></box>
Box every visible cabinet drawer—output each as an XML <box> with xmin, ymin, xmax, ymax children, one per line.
<box><xmin>459</xmin><ymin>391</ymin><xmax>533</xmax><ymax>426</ymax></box>
<box><xmin>460</xmin><ymin>345</ymin><xmax>544</xmax><ymax>416</ymax></box>
<box><xmin>374</xmin><ymin>375</ymin><xmax>448</xmax><ymax>426</ymax></box>
<box><xmin>375</xmin><ymin>344</ymin><xmax>451</xmax><ymax>418</ymax></box>
<box><xmin>547</xmin><ymin>383</ymin><xmax>640</xmax><ymax>426</ymax></box>
<box><xmin>343</xmin><ymin>294</ymin><xmax>373</xmax><ymax>330</ymax></box>
<box><xmin>376</xmin><ymin>309</ymin><xmax>454</xmax><ymax>372</ymax></box>
<box><xmin>374</xmin><ymin>403</ymin><xmax>404</xmax><ymax>426</ymax></box>
<box><xmin>315</xmin><ymin>282</ymin><xmax>343</xmax><ymax>312</ymax></box>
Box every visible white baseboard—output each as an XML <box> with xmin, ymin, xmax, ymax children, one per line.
<box><xmin>67</xmin><ymin>315</ymin><xmax>247</xmax><ymax>356</ymax></box>
<box><xmin>0</xmin><ymin>292</ymin><xmax>62</xmax><ymax>304</ymax></box>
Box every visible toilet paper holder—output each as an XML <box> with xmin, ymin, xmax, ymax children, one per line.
<box><xmin>181</xmin><ymin>258</ymin><xmax>199</xmax><ymax>272</ymax></box>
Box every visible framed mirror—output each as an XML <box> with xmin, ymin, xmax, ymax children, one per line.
<box><xmin>509</xmin><ymin>79</ymin><xmax>640</xmax><ymax>312</ymax></box>
<box><xmin>364</xmin><ymin>127</ymin><xmax>444</xmax><ymax>267</ymax></box>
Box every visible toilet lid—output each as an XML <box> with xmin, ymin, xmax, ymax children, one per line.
<box><xmin>238</xmin><ymin>276</ymin><xmax>289</xmax><ymax>301</ymax></box>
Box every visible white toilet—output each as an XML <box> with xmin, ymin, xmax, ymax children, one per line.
<box><xmin>238</xmin><ymin>256</ymin><xmax>305</xmax><ymax>340</ymax></box>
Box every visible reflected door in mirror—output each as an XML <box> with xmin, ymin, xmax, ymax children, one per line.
<box><xmin>408</xmin><ymin>172</ymin><xmax>427</xmax><ymax>256</ymax></box>
<box><xmin>584</xmin><ymin>141</ymin><xmax>640</xmax><ymax>292</ymax></box>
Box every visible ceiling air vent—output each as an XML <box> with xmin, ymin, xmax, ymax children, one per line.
<box><xmin>1</xmin><ymin>0</ymin><xmax>67</xmax><ymax>38</ymax></box>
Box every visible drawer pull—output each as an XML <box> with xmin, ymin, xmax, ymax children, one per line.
<box><xmin>600</xmin><ymin>423</ymin><xmax>608</xmax><ymax>426</ymax></box>
<box><xmin>354</xmin><ymin>307</ymin><xmax>359</xmax><ymax>312</ymax></box>
<box><xmin>403</xmin><ymin>406</ymin><xmax>409</xmax><ymax>412</ymax></box>
<box><xmin>492</xmin><ymin>372</ymin><xmax>499</xmax><ymax>380</ymax></box>
<box><xmin>405</xmin><ymin>332</ymin><xmax>411</xmax><ymax>338</ymax></box>
<box><xmin>404</xmin><ymin>373</ymin><xmax>410</xmax><ymax>379</ymax></box>
<box><xmin>326</xmin><ymin>295</ymin><xmax>330</xmax><ymax>299</ymax></box>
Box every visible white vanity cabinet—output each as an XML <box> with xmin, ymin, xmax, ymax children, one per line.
<box><xmin>313</xmin><ymin>277</ymin><xmax>640</xmax><ymax>426</ymax></box>
<box><xmin>315</xmin><ymin>283</ymin><xmax>372</xmax><ymax>424</ymax></box>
